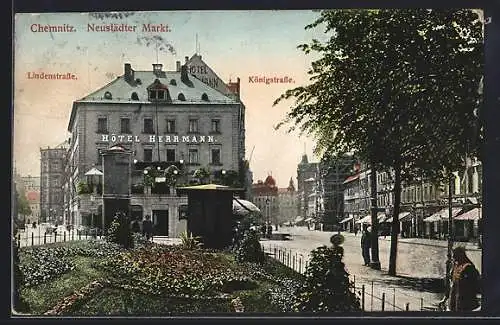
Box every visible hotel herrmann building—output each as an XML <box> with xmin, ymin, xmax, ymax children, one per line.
<box><xmin>63</xmin><ymin>57</ymin><xmax>245</xmax><ymax>237</ymax></box>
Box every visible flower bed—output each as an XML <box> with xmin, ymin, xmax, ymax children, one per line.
<box><xmin>96</xmin><ymin>245</ymin><xmax>256</xmax><ymax>297</ymax></box>
<box><xmin>19</xmin><ymin>240</ymin><xmax>123</xmax><ymax>288</ymax></box>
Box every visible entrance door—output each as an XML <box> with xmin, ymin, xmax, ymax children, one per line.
<box><xmin>153</xmin><ymin>209</ymin><xmax>169</xmax><ymax>236</ymax></box>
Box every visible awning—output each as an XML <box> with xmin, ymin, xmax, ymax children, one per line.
<box><xmin>356</xmin><ymin>213</ymin><xmax>385</xmax><ymax>224</ymax></box>
<box><xmin>339</xmin><ymin>216</ymin><xmax>354</xmax><ymax>224</ymax></box>
<box><xmin>385</xmin><ymin>212</ymin><xmax>412</xmax><ymax>223</ymax></box>
<box><xmin>233</xmin><ymin>199</ymin><xmax>260</xmax><ymax>216</ymax></box>
<box><xmin>356</xmin><ymin>215</ymin><xmax>372</xmax><ymax>224</ymax></box>
<box><xmin>423</xmin><ymin>208</ymin><xmax>462</xmax><ymax>222</ymax></box>
<box><xmin>455</xmin><ymin>208</ymin><xmax>481</xmax><ymax>221</ymax></box>
<box><xmin>295</xmin><ymin>216</ymin><xmax>304</xmax><ymax>223</ymax></box>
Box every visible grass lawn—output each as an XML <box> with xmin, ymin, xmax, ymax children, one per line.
<box><xmin>17</xmin><ymin>240</ymin><xmax>303</xmax><ymax>315</ymax></box>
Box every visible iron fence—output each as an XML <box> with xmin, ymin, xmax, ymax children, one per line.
<box><xmin>14</xmin><ymin>228</ymin><xmax>104</xmax><ymax>248</ymax></box>
<box><xmin>261</xmin><ymin>243</ymin><xmax>438</xmax><ymax>312</ymax></box>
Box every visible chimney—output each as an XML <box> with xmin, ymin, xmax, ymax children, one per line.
<box><xmin>176</xmin><ymin>61</ymin><xmax>181</xmax><ymax>72</ymax></box>
<box><xmin>153</xmin><ymin>63</ymin><xmax>163</xmax><ymax>76</ymax></box>
<box><xmin>124</xmin><ymin>63</ymin><xmax>134</xmax><ymax>82</ymax></box>
<box><xmin>181</xmin><ymin>64</ymin><xmax>193</xmax><ymax>87</ymax></box>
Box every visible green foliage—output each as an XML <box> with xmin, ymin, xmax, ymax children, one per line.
<box><xmin>13</xmin><ymin>240</ymin><xmax>29</xmax><ymax>313</ymax></box>
<box><xmin>275</xmin><ymin>8</ymin><xmax>483</xmax><ymax>276</ymax></box>
<box><xmin>179</xmin><ymin>231</ymin><xmax>202</xmax><ymax>250</ymax></box>
<box><xmin>293</xmin><ymin>245</ymin><xmax>360</xmax><ymax>312</ymax></box>
<box><xmin>15</xmin><ymin>188</ymin><xmax>32</xmax><ymax>216</ymax></box>
<box><xmin>275</xmin><ymin>9</ymin><xmax>483</xmax><ymax>183</ymax></box>
<box><xmin>77</xmin><ymin>182</ymin><xmax>92</xmax><ymax>195</ymax></box>
<box><xmin>19</xmin><ymin>241</ymin><xmax>122</xmax><ymax>288</ymax></box>
<box><xmin>96</xmin><ymin>246</ymin><xmax>254</xmax><ymax>297</ymax></box>
<box><xmin>236</xmin><ymin>230</ymin><xmax>265</xmax><ymax>264</ymax></box>
<box><xmin>106</xmin><ymin>215</ymin><xmax>133</xmax><ymax>249</ymax></box>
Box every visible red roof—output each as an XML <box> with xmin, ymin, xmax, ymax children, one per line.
<box><xmin>343</xmin><ymin>173</ymin><xmax>360</xmax><ymax>184</ymax></box>
<box><xmin>26</xmin><ymin>191</ymin><xmax>40</xmax><ymax>201</ymax></box>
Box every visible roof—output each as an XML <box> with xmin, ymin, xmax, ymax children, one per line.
<box><xmin>176</xmin><ymin>183</ymin><xmax>243</xmax><ymax>191</ymax></box>
<box><xmin>68</xmin><ymin>66</ymin><xmax>238</xmax><ymax>131</ymax></box>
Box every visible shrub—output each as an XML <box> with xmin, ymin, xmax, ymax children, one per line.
<box><xmin>13</xmin><ymin>240</ymin><xmax>29</xmax><ymax>312</ymax></box>
<box><xmin>106</xmin><ymin>215</ymin><xmax>133</xmax><ymax>249</ymax></box>
<box><xmin>179</xmin><ymin>231</ymin><xmax>202</xmax><ymax>250</ymax></box>
<box><xmin>236</xmin><ymin>230</ymin><xmax>265</xmax><ymax>264</ymax></box>
<box><xmin>293</xmin><ymin>245</ymin><xmax>361</xmax><ymax>312</ymax></box>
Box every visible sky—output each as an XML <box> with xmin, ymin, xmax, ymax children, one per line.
<box><xmin>13</xmin><ymin>11</ymin><xmax>330</xmax><ymax>188</ymax></box>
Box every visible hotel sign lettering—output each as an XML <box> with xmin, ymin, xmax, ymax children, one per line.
<box><xmin>100</xmin><ymin>134</ymin><xmax>216</xmax><ymax>143</ymax></box>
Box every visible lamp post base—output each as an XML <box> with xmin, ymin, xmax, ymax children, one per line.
<box><xmin>370</xmin><ymin>261</ymin><xmax>381</xmax><ymax>270</ymax></box>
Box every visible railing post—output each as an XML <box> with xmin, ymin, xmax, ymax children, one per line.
<box><xmin>64</xmin><ymin>231</ymin><xmax>66</xmax><ymax>242</ymax></box>
<box><xmin>72</xmin><ymin>230</ymin><xmax>75</xmax><ymax>241</ymax></box>
<box><xmin>420</xmin><ymin>297</ymin><xmax>424</xmax><ymax>311</ymax></box>
<box><xmin>54</xmin><ymin>231</ymin><xmax>57</xmax><ymax>243</ymax></box>
<box><xmin>274</xmin><ymin>247</ymin><xmax>277</xmax><ymax>259</ymax></box>
<box><xmin>353</xmin><ymin>275</ymin><xmax>356</xmax><ymax>291</ymax></box>
<box><xmin>299</xmin><ymin>257</ymin><xmax>302</xmax><ymax>274</ymax></box>
<box><xmin>17</xmin><ymin>233</ymin><xmax>21</xmax><ymax>246</ymax></box>
<box><xmin>405</xmin><ymin>303</ymin><xmax>410</xmax><ymax>311</ymax></box>
<box><xmin>371</xmin><ymin>281</ymin><xmax>374</xmax><ymax>311</ymax></box>
<box><xmin>31</xmin><ymin>232</ymin><xmax>34</xmax><ymax>246</ymax></box>
<box><xmin>393</xmin><ymin>288</ymin><xmax>396</xmax><ymax>311</ymax></box>
<box><xmin>381</xmin><ymin>293</ymin><xmax>385</xmax><ymax>311</ymax></box>
<box><xmin>362</xmin><ymin>285</ymin><xmax>365</xmax><ymax>311</ymax></box>
<box><xmin>79</xmin><ymin>231</ymin><xmax>81</xmax><ymax>240</ymax></box>
<box><xmin>44</xmin><ymin>232</ymin><xmax>46</xmax><ymax>244</ymax></box>
<box><xmin>293</xmin><ymin>254</ymin><xmax>296</xmax><ymax>271</ymax></box>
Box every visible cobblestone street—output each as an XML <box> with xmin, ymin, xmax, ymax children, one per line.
<box><xmin>260</xmin><ymin>226</ymin><xmax>482</xmax><ymax>311</ymax></box>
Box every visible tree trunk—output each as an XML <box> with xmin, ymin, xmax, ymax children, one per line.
<box><xmin>388</xmin><ymin>163</ymin><xmax>402</xmax><ymax>276</ymax></box>
<box><xmin>370</xmin><ymin>164</ymin><xmax>381</xmax><ymax>269</ymax></box>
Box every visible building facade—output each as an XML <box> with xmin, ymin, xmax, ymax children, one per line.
<box><xmin>252</xmin><ymin>176</ymin><xmax>279</xmax><ymax>225</ymax></box>
<box><xmin>343</xmin><ymin>158</ymin><xmax>482</xmax><ymax>242</ymax></box>
<box><xmin>296</xmin><ymin>154</ymin><xmax>318</xmax><ymax>221</ymax></box>
<box><xmin>278</xmin><ymin>178</ymin><xmax>296</xmax><ymax>224</ymax></box>
<box><xmin>64</xmin><ymin>57</ymin><xmax>245</xmax><ymax>237</ymax></box>
<box><xmin>40</xmin><ymin>146</ymin><xmax>67</xmax><ymax>223</ymax></box>
<box><xmin>21</xmin><ymin>176</ymin><xmax>41</xmax><ymax>223</ymax></box>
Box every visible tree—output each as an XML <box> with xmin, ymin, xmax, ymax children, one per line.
<box><xmin>293</xmin><ymin>245</ymin><xmax>360</xmax><ymax>312</ymax></box>
<box><xmin>275</xmin><ymin>9</ymin><xmax>483</xmax><ymax>275</ymax></box>
<box><xmin>15</xmin><ymin>188</ymin><xmax>31</xmax><ymax>219</ymax></box>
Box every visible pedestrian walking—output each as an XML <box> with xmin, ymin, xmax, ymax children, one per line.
<box><xmin>354</xmin><ymin>225</ymin><xmax>359</xmax><ymax>236</ymax></box>
<box><xmin>142</xmin><ymin>215</ymin><xmax>153</xmax><ymax>241</ymax></box>
<box><xmin>361</xmin><ymin>225</ymin><xmax>371</xmax><ymax>266</ymax></box>
<box><xmin>130</xmin><ymin>218</ymin><xmax>140</xmax><ymax>233</ymax></box>
<box><xmin>439</xmin><ymin>246</ymin><xmax>481</xmax><ymax>311</ymax></box>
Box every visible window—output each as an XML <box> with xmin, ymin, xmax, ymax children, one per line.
<box><xmin>144</xmin><ymin>148</ymin><xmax>153</xmax><ymax>162</ymax></box>
<box><xmin>211</xmin><ymin>148</ymin><xmax>221</xmax><ymax>165</ymax></box>
<box><xmin>121</xmin><ymin>118</ymin><xmax>131</xmax><ymax>133</ymax></box>
<box><xmin>188</xmin><ymin>148</ymin><xmax>199</xmax><ymax>164</ymax></box>
<box><xmin>188</xmin><ymin>119</ymin><xmax>198</xmax><ymax>133</ymax></box>
<box><xmin>166</xmin><ymin>149</ymin><xmax>176</xmax><ymax>162</ymax></box>
<box><xmin>144</xmin><ymin>118</ymin><xmax>154</xmax><ymax>134</ymax></box>
<box><xmin>149</xmin><ymin>89</ymin><xmax>166</xmax><ymax>100</ymax></box>
<box><xmin>97</xmin><ymin>117</ymin><xmax>108</xmax><ymax>133</ymax></box>
<box><xmin>166</xmin><ymin>119</ymin><xmax>176</xmax><ymax>133</ymax></box>
<box><xmin>211</xmin><ymin>119</ymin><xmax>221</xmax><ymax>133</ymax></box>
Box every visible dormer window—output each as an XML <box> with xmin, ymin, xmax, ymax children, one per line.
<box><xmin>201</xmin><ymin>93</ymin><xmax>209</xmax><ymax>102</ymax></box>
<box><xmin>149</xmin><ymin>89</ymin><xmax>166</xmax><ymax>100</ymax></box>
<box><xmin>104</xmin><ymin>91</ymin><xmax>112</xmax><ymax>99</ymax></box>
<box><xmin>131</xmin><ymin>92</ymin><xmax>139</xmax><ymax>100</ymax></box>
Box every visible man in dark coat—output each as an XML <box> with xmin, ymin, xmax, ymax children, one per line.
<box><xmin>142</xmin><ymin>215</ymin><xmax>153</xmax><ymax>241</ymax></box>
<box><xmin>361</xmin><ymin>226</ymin><xmax>372</xmax><ymax>266</ymax></box>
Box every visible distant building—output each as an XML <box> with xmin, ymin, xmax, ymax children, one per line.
<box><xmin>21</xmin><ymin>176</ymin><xmax>41</xmax><ymax>223</ymax></box>
<box><xmin>296</xmin><ymin>153</ymin><xmax>318</xmax><ymax>221</ymax></box>
<box><xmin>40</xmin><ymin>146</ymin><xmax>67</xmax><ymax>223</ymax></box>
<box><xmin>252</xmin><ymin>176</ymin><xmax>279</xmax><ymax>224</ymax></box>
<box><xmin>278</xmin><ymin>177</ymin><xmax>296</xmax><ymax>224</ymax></box>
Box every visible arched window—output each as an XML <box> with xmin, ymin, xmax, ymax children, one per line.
<box><xmin>131</xmin><ymin>92</ymin><xmax>139</xmax><ymax>100</ymax></box>
<box><xmin>201</xmin><ymin>93</ymin><xmax>209</xmax><ymax>101</ymax></box>
<box><xmin>178</xmin><ymin>93</ymin><xmax>186</xmax><ymax>101</ymax></box>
